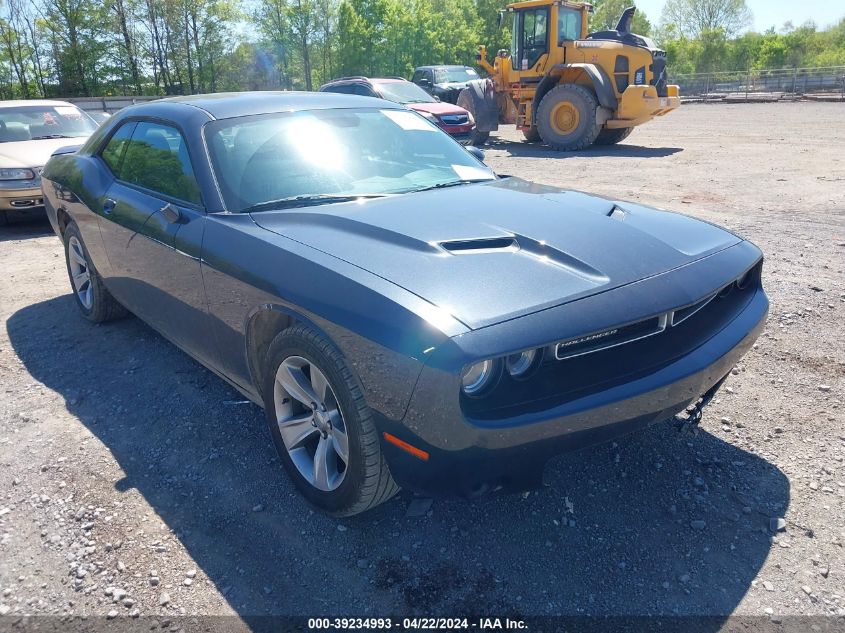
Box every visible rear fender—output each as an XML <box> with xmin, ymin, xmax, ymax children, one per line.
<box><xmin>534</xmin><ymin>64</ymin><xmax>618</xmax><ymax>119</ymax></box>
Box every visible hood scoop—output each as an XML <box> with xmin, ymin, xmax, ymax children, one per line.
<box><xmin>439</xmin><ymin>237</ymin><xmax>517</xmax><ymax>254</ymax></box>
<box><xmin>439</xmin><ymin>234</ymin><xmax>608</xmax><ymax>283</ymax></box>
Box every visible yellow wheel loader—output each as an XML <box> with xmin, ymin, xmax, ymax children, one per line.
<box><xmin>458</xmin><ymin>2</ymin><xmax>680</xmax><ymax>150</ymax></box>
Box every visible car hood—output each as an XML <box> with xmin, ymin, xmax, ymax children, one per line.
<box><xmin>0</xmin><ymin>136</ymin><xmax>89</xmax><ymax>168</ymax></box>
<box><xmin>435</xmin><ymin>81</ymin><xmax>471</xmax><ymax>90</ymax></box>
<box><xmin>251</xmin><ymin>178</ymin><xmax>742</xmax><ymax>330</ymax></box>
<box><xmin>407</xmin><ymin>102</ymin><xmax>469</xmax><ymax>117</ymax></box>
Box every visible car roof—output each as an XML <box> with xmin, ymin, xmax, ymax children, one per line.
<box><xmin>321</xmin><ymin>77</ymin><xmax>406</xmax><ymax>86</ymax></box>
<box><xmin>140</xmin><ymin>91</ymin><xmax>402</xmax><ymax>120</ymax></box>
<box><xmin>415</xmin><ymin>65</ymin><xmax>472</xmax><ymax>71</ymax></box>
<box><xmin>0</xmin><ymin>99</ymin><xmax>77</xmax><ymax>109</ymax></box>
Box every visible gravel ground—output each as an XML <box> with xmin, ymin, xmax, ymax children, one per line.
<box><xmin>0</xmin><ymin>102</ymin><xmax>843</xmax><ymax>625</ymax></box>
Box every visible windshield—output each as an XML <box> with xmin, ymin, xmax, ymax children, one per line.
<box><xmin>205</xmin><ymin>108</ymin><xmax>495</xmax><ymax>213</ymax></box>
<box><xmin>0</xmin><ymin>104</ymin><xmax>97</xmax><ymax>142</ymax></box>
<box><xmin>374</xmin><ymin>81</ymin><xmax>435</xmax><ymax>104</ymax></box>
<box><xmin>434</xmin><ymin>67</ymin><xmax>478</xmax><ymax>83</ymax></box>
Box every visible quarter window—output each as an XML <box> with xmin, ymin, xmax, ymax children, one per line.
<box><xmin>118</xmin><ymin>122</ymin><xmax>201</xmax><ymax>205</ymax></box>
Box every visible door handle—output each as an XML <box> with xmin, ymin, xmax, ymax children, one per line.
<box><xmin>103</xmin><ymin>198</ymin><xmax>116</xmax><ymax>214</ymax></box>
<box><xmin>160</xmin><ymin>202</ymin><xmax>181</xmax><ymax>224</ymax></box>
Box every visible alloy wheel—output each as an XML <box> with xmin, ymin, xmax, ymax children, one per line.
<box><xmin>273</xmin><ymin>355</ymin><xmax>349</xmax><ymax>491</ymax></box>
<box><xmin>67</xmin><ymin>235</ymin><xmax>93</xmax><ymax>310</ymax></box>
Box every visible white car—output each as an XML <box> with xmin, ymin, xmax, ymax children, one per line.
<box><xmin>0</xmin><ymin>100</ymin><xmax>97</xmax><ymax>225</ymax></box>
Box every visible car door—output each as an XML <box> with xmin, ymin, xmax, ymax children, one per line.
<box><xmin>95</xmin><ymin>119</ymin><xmax>220</xmax><ymax>369</ymax></box>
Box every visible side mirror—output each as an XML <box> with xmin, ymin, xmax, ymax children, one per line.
<box><xmin>466</xmin><ymin>146</ymin><xmax>485</xmax><ymax>162</ymax></box>
<box><xmin>434</xmin><ymin>96</ymin><xmax>441</xmax><ymax>102</ymax></box>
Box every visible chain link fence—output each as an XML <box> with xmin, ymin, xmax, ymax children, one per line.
<box><xmin>671</xmin><ymin>66</ymin><xmax>845</xmax><ymax>101</ymax></box>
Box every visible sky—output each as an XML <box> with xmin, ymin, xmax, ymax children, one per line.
<box><xmin>633</xmin><ymin>0</ymin><xmax>845</xmax><ymax>32</ymax></box>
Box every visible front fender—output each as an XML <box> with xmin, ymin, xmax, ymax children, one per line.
<box><xmin>541</xmin><ymin>63</ymin><xmax>619</xmax><ymax>113</ymax></box>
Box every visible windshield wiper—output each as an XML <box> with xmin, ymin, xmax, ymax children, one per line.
<box><xmin>31</xmin><ymin>134</ymin><xmax>75</xmax><ymax>140</ymax></box>
<box><xmin>243</xmin><ymin>193</ymin><xmax>387</xmax><ymax>213</ymax></box>
<box><xmin>402</xmin><ymin>179</ymin><xmax>492</xmax><ymax>194</ymax></box>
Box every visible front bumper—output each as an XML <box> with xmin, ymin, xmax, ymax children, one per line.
<box><xmin>438</xmin><ymin>123</ymin><xmax>475</xmax><ymax>143</ymax></box>
<box><xmin>0</xmin><ymin>183</ymin><xmax>45</xmax><ymax>211</ymax></box>
<box><xmin>379</xmin><ymin>282</ymin><xmax>768</xmax><ymax>497</ymax></box>
<box><xmin>607</xmin><ymin>84</ymin><xmax>681</xmax><ymax>129</ymax></box>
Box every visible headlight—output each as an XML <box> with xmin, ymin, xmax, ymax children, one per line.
<box><xmin>461</xmin><ymin>359</ymin><xmax>500</xmax><ymax>396</ymax></box>
<box><xmin>0</xmin><ymin>168</ymin><xmax>36</xmax><ymax>181</ymax></box>
<box><xmin>466</xmin><ymin>112</ymin><xmax>475</xmax><ymax>125</ymax></box>
<box><xmin>505</xmin><ymin>348</ymin><xmax>541</xmax><ymax>379</ymax></box>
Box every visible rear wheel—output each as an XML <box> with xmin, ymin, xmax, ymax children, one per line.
<box><xmin>522</xmin><ymin>126</ymin><xmax>541</xmax><ymax>143</ymax></box>
<box><xmin>457</xmin><ymin>87</ymin><xmax>491</xmax><ymax>146</ymax></box>
<box><xmin>594</xmin><ymin>126</ymin><xmax>634</xmax><ymax>145</ymax></box>
<box><xmin>536</xmin><ymin>83</ymin><xmax>600</xmax><ymax>151</ymax></box>
<box><xmin>62</xmin><ymin>222</ymin><xmax>127</xmax><ymax>322</ymax></box>
<box><xmin>262</xmin><ymin>325</ymin><xmax>399</xmax><ymax>516</ymax></box>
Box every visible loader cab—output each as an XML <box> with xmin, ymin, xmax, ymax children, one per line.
<box><xmin>508</xmin><ymin>2</ymin><xmax>590</xmax><ymax>73</ymax></box>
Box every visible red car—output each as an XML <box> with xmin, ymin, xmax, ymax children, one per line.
<box><xmin>319</xmin><ymin>76</ymin><xmax>475</xmax><ymax>143</ymax></box>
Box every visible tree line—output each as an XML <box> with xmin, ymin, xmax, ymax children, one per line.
<box><xmin>0</xmin><ymin>0</ymin><xmax>843</xmax><ymax>99</ymax></box>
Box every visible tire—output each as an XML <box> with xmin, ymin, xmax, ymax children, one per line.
<box><xmin>594</xmin><ymin>126</ymin><xmax>634</xmax><ymax>145</ymax></box>
<box><xmin>469</xmin><ymin>129</ymin><xmax>490</xmax><ymax>146</ymax></box>
<box><xmin>522</xmin><ymin>126</ymin><xmax>541</xmax><ymax>143</ymax></box>
<box><xmin>536</xmin><ymin>83</ymin><xmax>601</xmax><ymax>151</ymax></box>
<box><xmin>63</xmin><ymin>222</ymin><xmax>127</xmax><ymax>323</ymax></box>
<box><xmin>457</xmin><ymin>87</ymin><xmax>491</xmax><ymax>146</ymax></box>
<box><xmin>262</xmin><ymin>325</ymin><xmax>399</xmax><ymax>516</ymax></box>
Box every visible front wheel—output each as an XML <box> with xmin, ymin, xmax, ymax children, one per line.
<box><xmin>262</xmin><ymin>325</ymin><xmax>399</xmax><ymax>516</ymax></box>
<box><xmin>536</xmin><ymin>83</ymin><xmax>601</xmax><ymax>151</ymax></box>
<box><xmin>457</xmin><ymin>87</ymin><xmax>491</xmax><ymax>146</ymax></box>
<box><xmin>594</xmin><ymin>126</ymin><xmax>634</xmax><ymax>145</ymax></box>
<box><xmin>63</xmin><ymin>222</ymin><xmax>127</xmax><ymax>322</ymax></box>
<box><xmin>522</xmin><ymin>126</ymin><xmax>541</xmax><ymax>143</ymax></box>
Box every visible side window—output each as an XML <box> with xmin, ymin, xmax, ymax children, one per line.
<box><xmin>411</xmin><ymin>70</ymin><xmax>424</xmax><ymax>84</ymax></box>
<box><xmin>558</xmin><ymin>8</ymin><xmax>582</xmax><ymax>42</ymax></box>
<box><xmin>353</xmin><ymin>84</ymin><xmax>376</xmax><ymax>97</ymax></box>
<box><xmin>100</xmin><ymin>122</ymin><xmax>136</xmax><ymax>176</ymax></box>
<box><xmin>323</xmin><ymin>84</ymin><xmax>346</xmax><ymax>94</ymax></box>
<box><xmin>120</xmin><ymin>121</ymin><xmax>201</xmax><ymax>205</ymax></box>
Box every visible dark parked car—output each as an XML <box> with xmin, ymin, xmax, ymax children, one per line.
<box><xmin>41</xmin><ymin>92</ymin><xmax>768</xmax><ymax>516</ymax></box>
<box><xmin>412</xmin><ymin>65</ymin><xmax>480</xmax><ymax>104</ymax></box>
<box><xmin>319</xmin><ymin>76</ymin><xmax>475</xmax><ymax>143</ymax></box>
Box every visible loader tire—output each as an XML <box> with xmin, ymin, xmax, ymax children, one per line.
<box><xmin>594</xmin><ymin>126</ymin><xmax>633</xmax><ymax>145</ymax></box>
<box><xmin>458</xmin><ymin>86</ymin><xmax>492</xmax><ymax>146</ymax></box>
<box><xmin>536</xmin><ymin>84</ymin><xmax>600</xmax><ymax>151</ymax></box>
<box><xmin>522</xmin><ymin>126</ymin><xmax>541</xmax><ymax>143</ymax></box>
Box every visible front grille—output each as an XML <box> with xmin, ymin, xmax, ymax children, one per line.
<box><xmin>462</xmin><ymin>263</ymin><xmax>762</xmax><ymax>420</ymax></box>
<box><xmin>440</xmin><ymin>114</ymin><xmax>469</xmax><ymax>125</ymax></box>
<box><xmin>555</xmin><ymin>314</ymin><xmax>666</xmax><ymax>360</ymax></box>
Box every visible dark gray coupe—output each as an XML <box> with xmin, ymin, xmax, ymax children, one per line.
<box><xmin>41</xmin><ymin>92</ymin><xmax>768</xmax><ymax>516</ymax></box>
